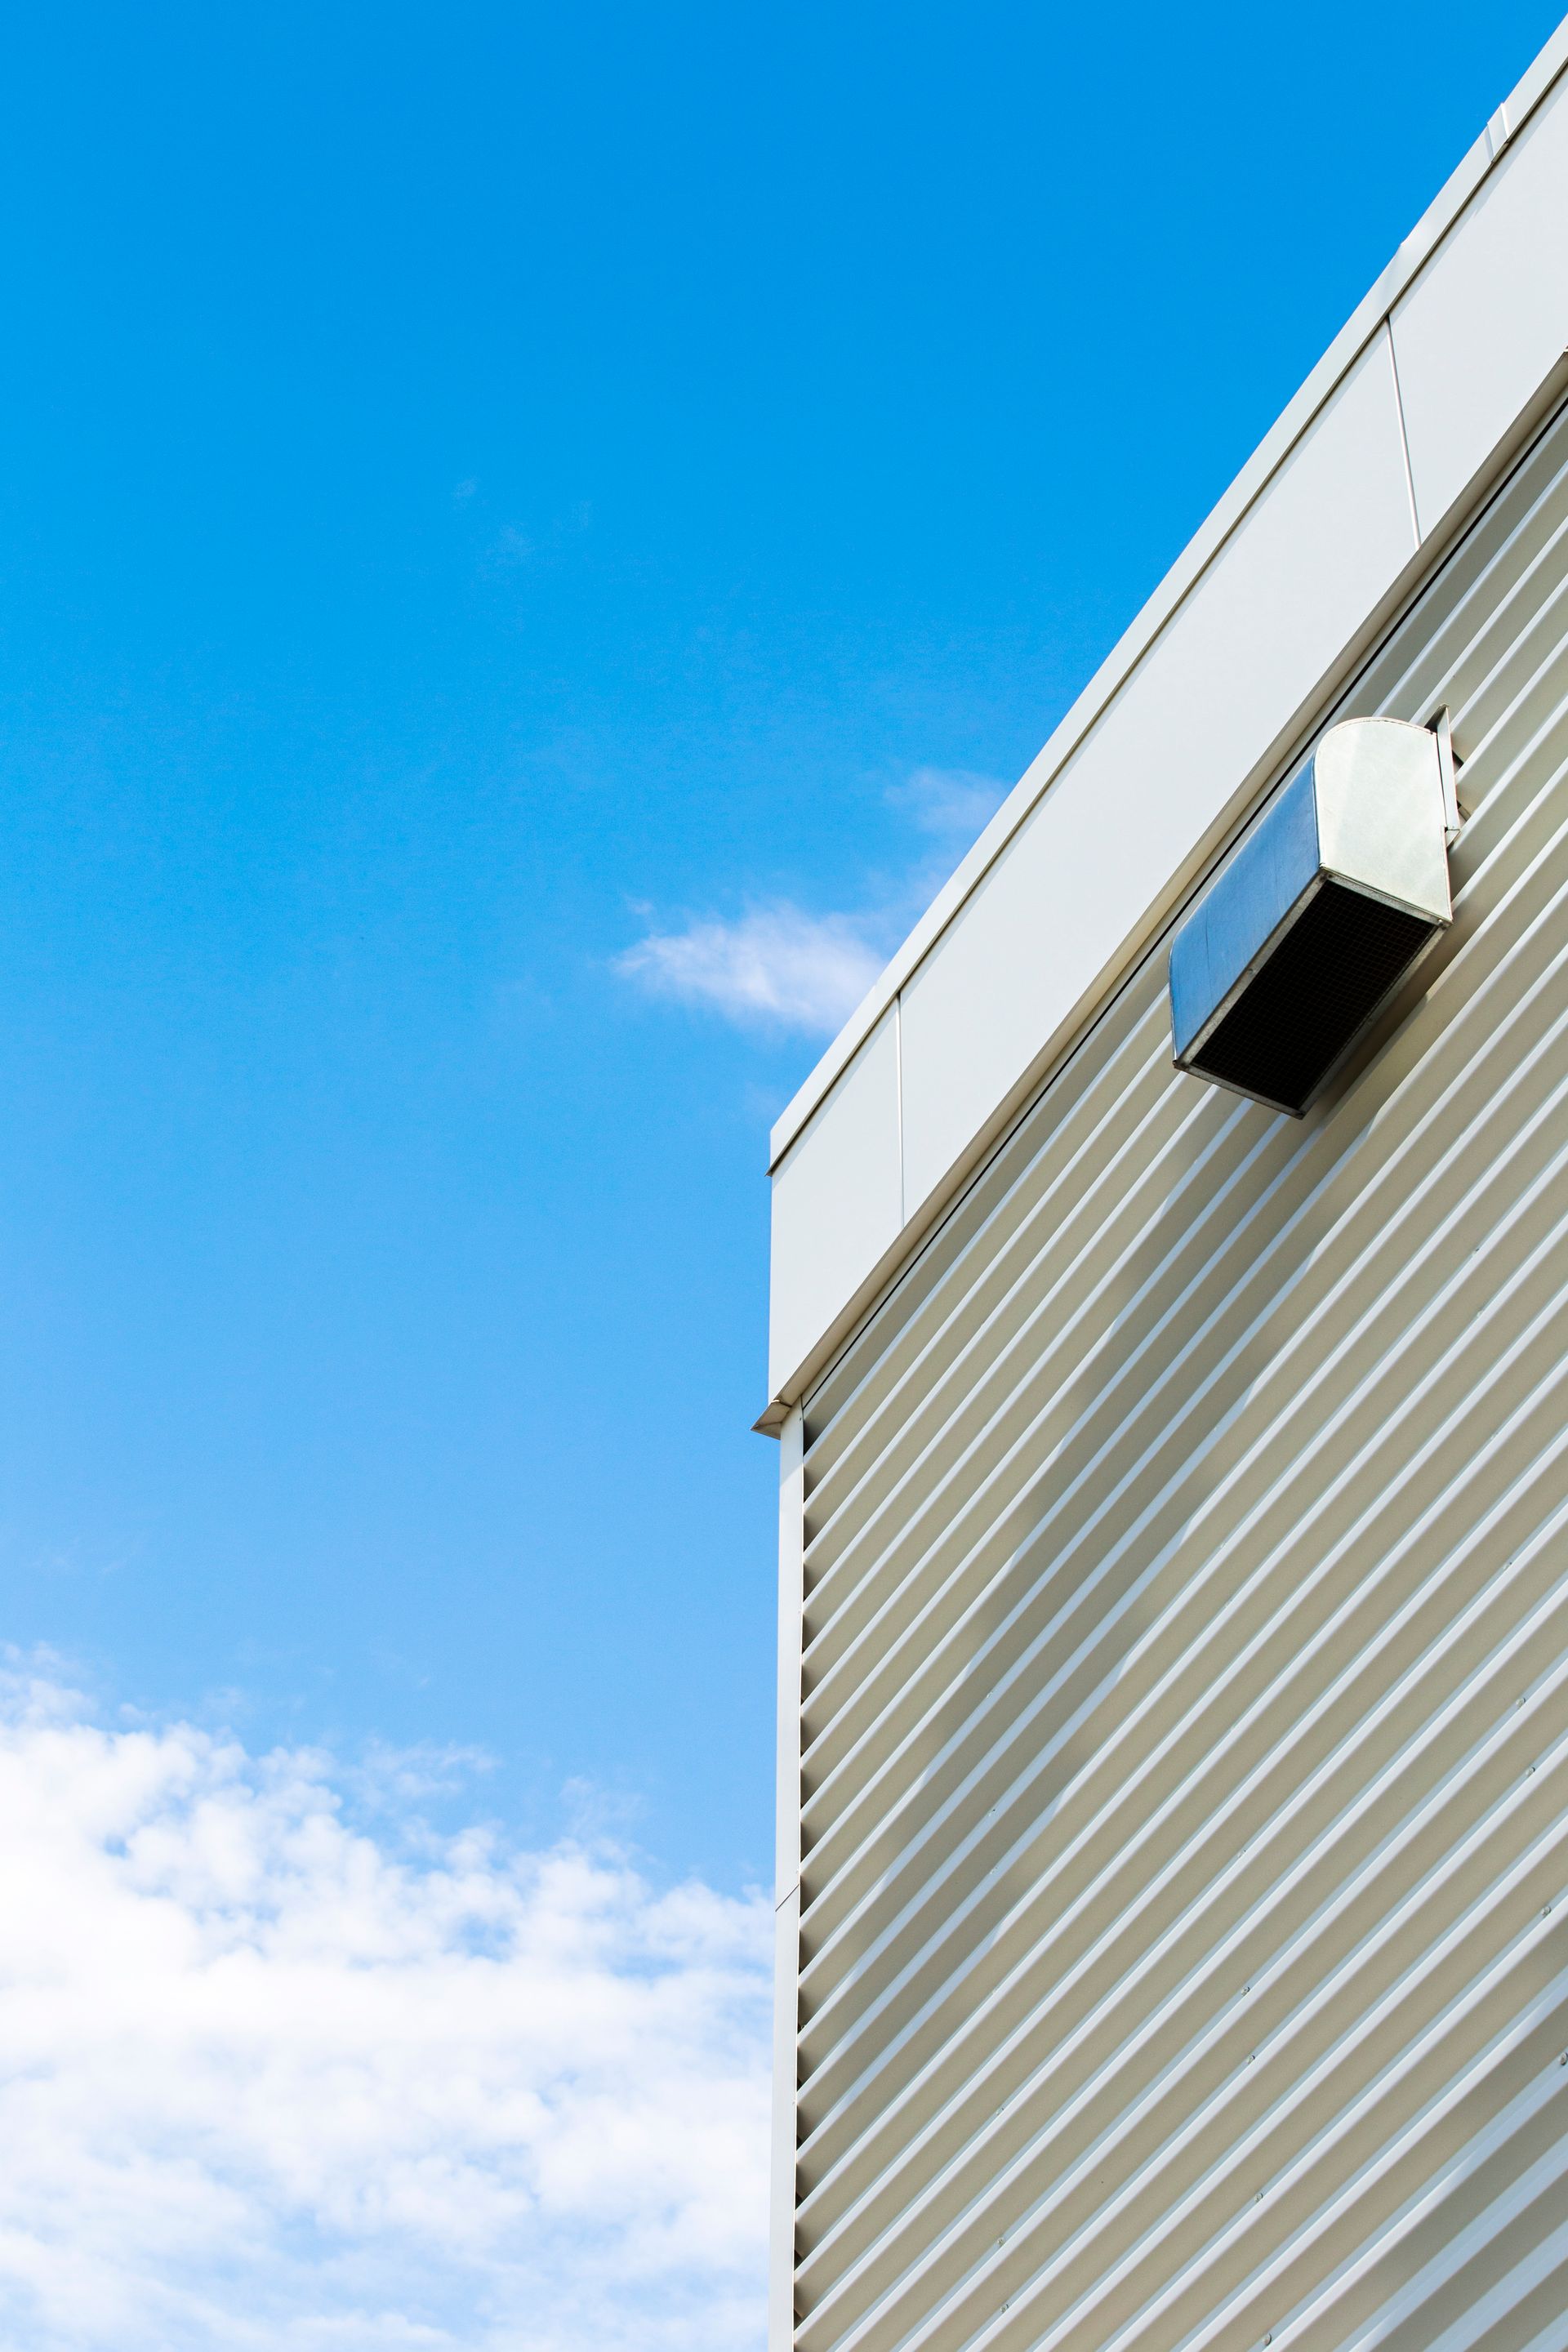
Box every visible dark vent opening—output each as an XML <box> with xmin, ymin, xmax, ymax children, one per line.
<box><xmin>1189</xmin><ymin>880</ymin><xmax>1438</xmax><ymax>1115</ymax></box>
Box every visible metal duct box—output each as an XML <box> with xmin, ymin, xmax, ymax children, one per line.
<box><xmin>1169</xmin><ymin>717</ymin><xmax>1454</xmax><ymax>1116</ymax></box>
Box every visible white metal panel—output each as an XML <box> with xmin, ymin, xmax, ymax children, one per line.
<box><xmin>774</xmin><ymin>395</ymin><xmax>1568</xmax><ymax>2352</ymax></box>
<box><xmin>769</xmin><ymin>26</ymin><xmax>1568</xmax><ymax>1194</ymax></box>
<box><xmin>1393</xmin><ymin>70</ymin><xmax>1568</xmax><ymax>538</ymax></box>
<box><xmin>896</xmin><ymin>331</ymin><xmax>1417</xmax><ymax>1222</ymax></box>
<box><xmin>776</xmin><ymin>1406</ymin><xmax>808</xmax><ymax>1902</ymax></box>
<box><xmin>770</xmin><ymin>1009</ymin><xmax>902</xmax><ymax>1399</ymax></box>
<box><xmin>767</xmin><ymin>32</ymin><xmax>1568</xmax><ymax>1412</ymax></box>
<box><xmin>773</xmin><ymin>1405</ymin><xmax>808</xmax><ymax>2351</ymax></box>
<box><xmin>771</xmin><ymin>1882</ymin><xmax>804</xmax><ymax>2352</ymax></box>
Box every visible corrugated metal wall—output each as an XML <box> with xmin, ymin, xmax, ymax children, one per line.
<box><xmin>782</xmin><ymin>395</ymin><xmax>1568</xmax><ymax>2352</ymax></box>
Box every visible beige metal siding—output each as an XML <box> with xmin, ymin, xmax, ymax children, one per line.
<box><xmin>782</xmin><ymin>397</ymin><xmax>1568</xmax><ymax>2352</ymax></box>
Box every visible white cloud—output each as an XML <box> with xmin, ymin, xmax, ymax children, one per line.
<box><xmin>0</xmin><ymin>1660</ymin><xmax>771</xmax><ymax>2351</ymax></box>
<box><xmin>615</xmin><ymin>766</ymin><xmax>1009</xmax><ymax>1040</ymax></box>
<box><xmin>616</xmin><ymin>902</ymin><xmax>884</xmax><ymax>1036</ymax></box>
<box><xmin>884</xmin><ymin>764</ymin><xmax>1008</xmax><ymax>841</ymax></box>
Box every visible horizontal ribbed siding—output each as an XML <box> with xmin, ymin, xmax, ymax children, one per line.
<box><xmin>784</xmin><ymin>399</ymin><xmax>1568</xmax><ymax>2352</ymax></box>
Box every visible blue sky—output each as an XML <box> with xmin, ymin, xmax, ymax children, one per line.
<box><xmin>0</xmin><ymin>3</ymin><xmax>1563</xmax><ymax>2340</ymax></box>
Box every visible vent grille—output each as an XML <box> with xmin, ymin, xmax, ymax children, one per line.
<box><xmin>1188</xmin><ymin>881</ymin><xmax>1441</xmax><ymax>1114</ymax></box>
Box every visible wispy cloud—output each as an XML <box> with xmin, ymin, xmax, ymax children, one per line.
<box><xmin>617</xmin><ymin>902</ymin><xmax>885</xmax><ymax>1037</ymax></box>
<box><xmin>884</xmin><ymin>764</ymin><xmax>1009</xmax><ymax>841</ymax></box>
<box><xmin>0</xmin><ymin>1659</ymin><xmax>770</xmax><ymax>2351</ymax></box>
<box><xmin>616</xmin><ymin>764</ymin><xmax>1009</xmax><ymax>1040</ymax></box>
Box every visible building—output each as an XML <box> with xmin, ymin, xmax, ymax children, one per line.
<box><xmin>760</xmin><ymin>21</ymin><xmax>1568</xmax><ymax>2352</ymax></box>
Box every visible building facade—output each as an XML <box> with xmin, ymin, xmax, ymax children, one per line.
<box><xmin>763</xmin><ymin>24</ymin><xmax>1568</xmax><ymax>2352</ymax></box>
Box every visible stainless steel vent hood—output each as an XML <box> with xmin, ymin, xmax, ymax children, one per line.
<box><xmin>1169</xmin><ymin>716</ymin><xmax>1454</xmax><ymax>1116</ymax></box>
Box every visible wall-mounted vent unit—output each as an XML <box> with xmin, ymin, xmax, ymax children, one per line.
<box><xmin>1169</xmin><ymin>716</ymin><xmax>1454</xmax><ymax>1116</ymax></box>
